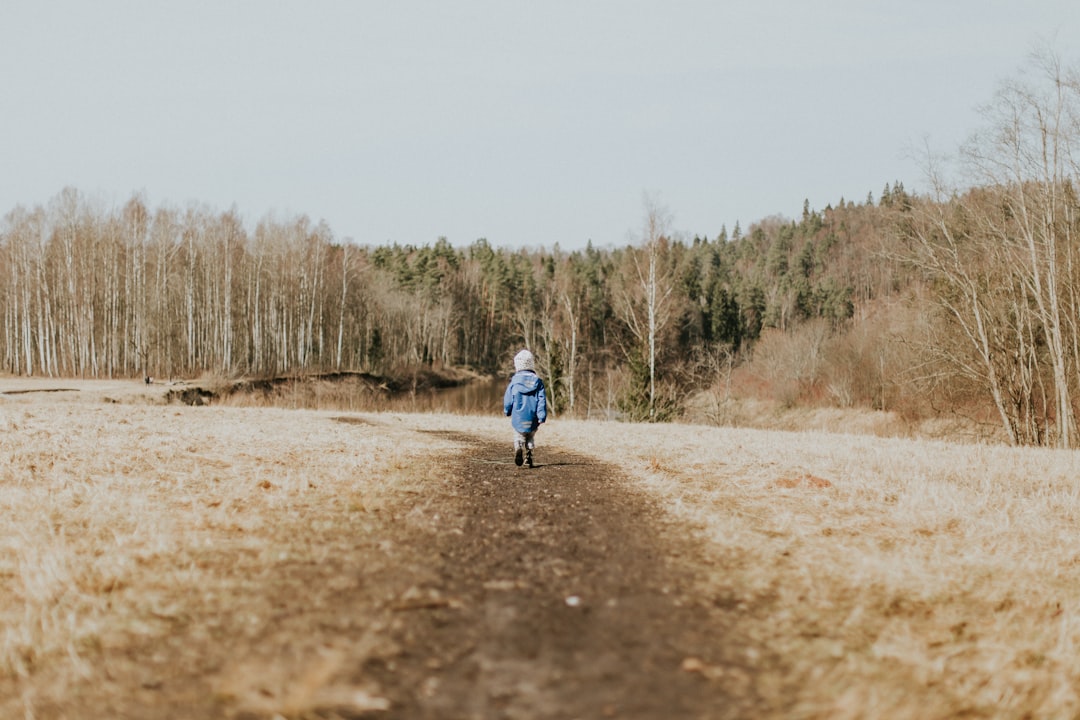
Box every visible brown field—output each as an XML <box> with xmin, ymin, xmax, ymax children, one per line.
<box><xmin>2</xmin><ymin>378</ymin><xmax>1079</xmax><ymax>718</ymax></box>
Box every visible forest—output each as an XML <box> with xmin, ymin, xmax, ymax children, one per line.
<box><xmin>0</xmin><ymin>186</ymin><xmax>912</xmax><ymax>409</ymax></box>
<box><xmin>3</xmin><ymin>53</ymin><xmax>1080</xmax><ymax>447</ymax></box>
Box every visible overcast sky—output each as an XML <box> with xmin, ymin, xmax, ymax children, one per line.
<box><xmin>2</xmin><ymin>1</ymin><xmax>1078</xmax><ymax>250</ymax></box>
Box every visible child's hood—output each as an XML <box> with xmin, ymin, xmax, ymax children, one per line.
<box><xmin>510</xmin><ymin>370</ymin><xmax>542</xmax><ymax>393</ymax></box>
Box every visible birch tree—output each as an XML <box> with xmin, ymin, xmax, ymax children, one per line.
<box><xmin>907</xmin><ymin>50</ymin><xmax>1080</xmax><ymax>446</ymax></box>
<box><xmin>617</xmin><ymin>196</ymin><xmax>676</xmax><ymax>420</ymax></box>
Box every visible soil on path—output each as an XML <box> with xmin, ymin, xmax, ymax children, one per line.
<box><xmin>364</xmin><ymin>433</ymin><xmax>768</xmax><ymax>719</ymax></box>
<box><xmin>13</xmin><ymin>430</ymin><xmax>776</xmax><ymax>719</ymax></box>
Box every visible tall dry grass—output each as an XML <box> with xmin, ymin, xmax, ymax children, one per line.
<box><xmin>0</xmin><ymin>397</ymin><xmax>455</xmax><ymax>716</ymax></box>
<box><xmin>4</xmin><ymin>382</ymin><xmax>1080</xmax><ymax>717</ymax></box>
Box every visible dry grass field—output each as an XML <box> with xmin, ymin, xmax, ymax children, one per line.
<box><xmin>2</xmin><ymin>378</ymin><xmax>1080</xmax><ymax>718</ymax></box>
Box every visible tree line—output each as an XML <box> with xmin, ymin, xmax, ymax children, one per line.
<box><xmin>3</xmin><ymin>52</ymin><xmax>1079</xmax><ymax>446</ymax></box>
<box><xmin>0</xmin><ymin>183</ymin><xmax>887</xmax><ymax>419</ymax></box>
<box><xmin>0</xmin><ymin>173</ymin><xmax>1063</xmax><ymax>443</ymax></box>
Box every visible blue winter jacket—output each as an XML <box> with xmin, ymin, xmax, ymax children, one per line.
<box><xmin>503</xmin><ymin>370</ymin><xmax>547</xmax><ymax>433</ymax></box>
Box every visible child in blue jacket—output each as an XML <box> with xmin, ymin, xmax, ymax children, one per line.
<box><xmin>503</xmin><ymin>348</ymin><xmax>547</xmax><ymax>468</ymax></box>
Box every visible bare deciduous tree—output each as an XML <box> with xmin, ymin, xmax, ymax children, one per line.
<box><xmin>907</xmin><ymin>49</ymin><xmax>1080</xmax><ymax>446</ymax></box>
<box><xmin>617</xmin><ymin>195</ymin><xmax>676</xmax><ymax>420</ymax></box>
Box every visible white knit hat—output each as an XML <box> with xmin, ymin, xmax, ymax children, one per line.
<box><xmin>514</xmin><ymin>349</ymin><xmax>535</xmax><ymax>372</ymax></box>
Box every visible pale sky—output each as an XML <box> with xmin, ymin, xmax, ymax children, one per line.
<box><xmin>2</xmin><ymin>1</ymin><xmax>1078</xmax><ymax>250</ymax></box>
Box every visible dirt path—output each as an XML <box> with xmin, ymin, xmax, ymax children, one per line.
<box><xmin>358</xmin><ymin>433</ymin><xmax>767</xmax><ymax>719</ymax></box>
<box><xmin>15</xmin><ymin>430</ymin><xmax>775</xmax><ymax>719</ymax></box>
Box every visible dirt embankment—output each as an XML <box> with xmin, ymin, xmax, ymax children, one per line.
<box><xmin>165</xmin><ymin>367</ymin><xmax>487</xmax><ymax>406</ymax></box>
<box><xmin>0</xmin><ymin>367</ymin><xmax>487</xmax><ymax>407</ymax></box>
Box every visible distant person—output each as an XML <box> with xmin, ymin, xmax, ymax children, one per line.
<box><xmin>503</xmin><ymin>348</ymin><xmax>547</xmax><ymax>468</ymax></box>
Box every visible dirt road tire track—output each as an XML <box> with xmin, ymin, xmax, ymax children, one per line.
<box><xmin>361</xmin><ymin>432</ymin><xmax>764</xmax><ymax>719</ymax></box>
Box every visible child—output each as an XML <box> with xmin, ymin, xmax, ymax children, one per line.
<box><xmin>503</xmin><ymin>348</ymin><xmax>547</xmax><ymax>468</ymax></box>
